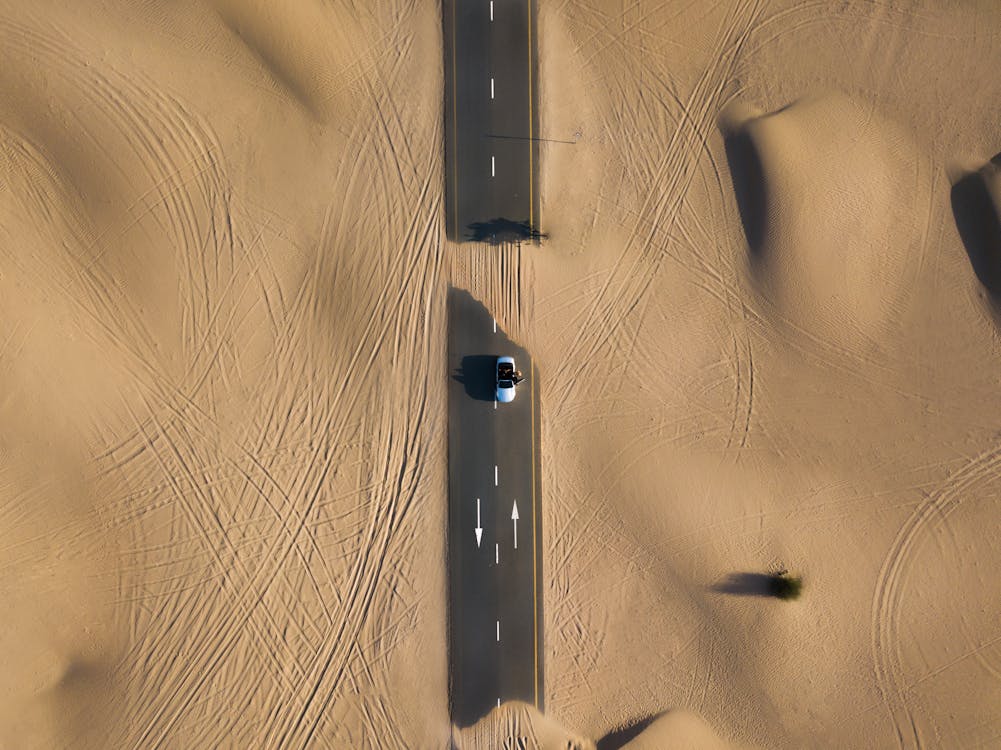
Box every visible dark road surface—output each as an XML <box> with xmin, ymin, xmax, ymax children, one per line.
<box><xmin>444</xmin><ymin>0</ymin><xmax>540</xmax><ymax>242</ymax></box>
<box><xmin>448</xmin><ymin>289</ymin><xmax>543</xmax><ymax>726</ymax></box>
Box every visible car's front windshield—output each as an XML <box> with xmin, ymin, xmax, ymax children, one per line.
<box><xmin>499</xmin><ymin>381</ymin><xmax>513</xmax><ymax>388</ymax></box>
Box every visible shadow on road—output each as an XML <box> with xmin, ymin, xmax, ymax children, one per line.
<box><xmin>453</xmin><ymin>355</ymin><xmax>497</xmax><ymax>401</ymax></box>
<box><xmin>466</xmin><ymin>217</ymin><xmax>546</xmax><ymax>245</ymax></box>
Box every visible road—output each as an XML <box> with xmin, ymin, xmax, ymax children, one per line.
<box><xmin>447</xmin><ymin>289</ymin><xmax>543</xmax><ymax>726</ymax></box>
<box><xmin>444</xmin><ymin>0</ymin><xmax>540</xmax><ymax>242</ymax></box>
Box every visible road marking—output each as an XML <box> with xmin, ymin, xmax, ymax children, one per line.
<box><xmin>493</xmin><ymin>318</ymin><xmax>497</xmax><ymax>333</ymax></box>
<box><xmin>495</xmin><ymin>465</ymin><xmax>498</xmax><ymax>486</ymax></box>
<box><xmin>512</xmin><ymin>499</ymin><xmax>519</xmax><ymax>549</ymax></box>
<box><xmin>490</xmin><ymin>0</ymin><xmax>494</xmax><ymax>21</ymax></box>
<box><xmin>491</xmin><ymin>155</ymin><xmax>495</xmax><ymax>177</ymax></box>
<box><xmin>496</xmin><ymin>620</ymin><xmax>500</xmax><ymax>642</ymax></box>
<box><xmin>494</xmin><ymin>398</ymin><xmax>497</xmax><ymax>410</ymax></box>
<box><xmin>475</xmin><ymin>498</ymin><xmax>483</xmax><ymax>547</ymax></box>
<box><xmin>497</xmin><ymin>698</ymin><xmax>501</xmax><ymax>708</ymax></box>
<box><xmin>491</xmin><ymin>77</ymin><xmax>495</xmax><ymax>99</ymax></box>
<box><xmin>495</xmin><ymin>542</ymin><xmax>499</xmax><ymax>564</ymax></box>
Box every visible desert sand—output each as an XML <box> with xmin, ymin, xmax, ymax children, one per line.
<box><xmin>3</xmin><ymin>0</ymin><xmax>1001</xmax><ymax>748</ymax></box>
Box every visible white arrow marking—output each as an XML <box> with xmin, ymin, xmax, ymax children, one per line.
<box><xmin>511</xmin><ymin>500</ymin><xmax>519</xmax><ymax>550</ymax></box>
<box><xmin>475</xmin><ymin>498</ymin><xmax>482</xmax><ymax>548</ymax></box>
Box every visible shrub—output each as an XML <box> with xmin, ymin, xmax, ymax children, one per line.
<box><xmin>769</xmin><ymin>572</ymin><xmax>803</xmax><ymax>600</ymax></box>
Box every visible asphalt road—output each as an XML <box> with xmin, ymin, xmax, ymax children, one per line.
<box><xmin>448</xmin><ymin>289</ymin><xmax>543</xmax><ymax>726</ymax></box>
<box><xmin>444</xmin><ymin>0</ymin><xmax>540</xmax><ymax>242</ymax></box>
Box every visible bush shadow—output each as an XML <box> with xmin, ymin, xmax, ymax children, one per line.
<box><xmin>951</xmin><ymin>161</ymin><xmax>1001</xmax><ymax>297</ymax></box>
<box><xmin>711</xmin><ymin>572</ymin><xmax>778</xmax><ymax>598</ymax></box>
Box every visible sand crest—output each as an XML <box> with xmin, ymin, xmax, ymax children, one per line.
<box><xmin>724</xmin><ymin>94</ymin><xmax>929</xmax><ymax>346</ymax></box>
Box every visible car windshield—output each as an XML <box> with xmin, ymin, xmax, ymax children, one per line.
<box><xmin>498</xmin><ymin>381</ymin><xmax>513</xmax><ymax>388</ymax></box>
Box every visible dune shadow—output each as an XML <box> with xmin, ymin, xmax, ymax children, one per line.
<box><xmin>722</xmin><ymin>127</ymin><xmax>768</xmax><ymax>258</ymax></box>
<box><xmin>55</xmin><ymin>659</ymin><xmax>96</xmax><ymax>690</ymax></box>
<box><xmin>597</xmin><ymin>713</ymin><xmax>663</xmax><ymax>750</ymax></box>
<box><xmin>711</xmin><ymin>572</ymin><xmax>779</xmax><ymax>598</ymax></box>
<box><xmin>951</xmin><ymin>164</ymin><xmax>1001</xmax><ymax>297</ymax></box>
<box><xmin>453</xmin><ymin>355</ymin><xmax>497</xmax><ymax>401</ymax></box>
<box><xmin>466</xmin><ymin>217</ymin><xmax>546</xmax><ymax>245</ymax></box>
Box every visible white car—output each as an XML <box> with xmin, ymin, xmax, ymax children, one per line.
<box><xmin>496</xmin><ymin>356</ymin><xmax>517</xmax><ymax>403</ymax></box>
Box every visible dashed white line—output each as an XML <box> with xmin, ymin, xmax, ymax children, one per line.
<box><xmin>490</xmin><ymin>0</ymin><xmax>494</xmax><ymax>21</ymax></box>
<box><xmin>497</xmin><ymin>697</ymin><xmax>501</xmax><ymax>708</ymax></box>
<box><xmin>496</xmin><ymin>620</ymin><xmax>500</xmax><ymax>642</ymax></box>
<box><xmin>493</xmin><ymin>318</ymin><xmax>497</xmax><ymax>333</ymax></box>
<box><xmin>491</xmin><ymin>155</ymin><xmax>495</xmax><ymax>177</ymax></box>
<box><xmin>495</xmin><ymin>542</ymin><xmax>499</xmax><ymax>564</ymax></box>
<box><xmin>491</xmin><ymin>77</ymin><xmax>495</xmax><ymax>99</ymax></box>
<box><xmin>494</xmin><ymin>398</ymin><xmax>497</xmax><ymax>410</ymax></box>
<box><xmin>494</xmin><ymin>465</ymin><xmax>498</xmax><ymax>486</ymax></box>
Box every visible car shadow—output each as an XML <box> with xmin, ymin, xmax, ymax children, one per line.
<box><xmin>453</xmin><ymin>354</ymin><xmax>497</xmax><ymax>401</ymax></box>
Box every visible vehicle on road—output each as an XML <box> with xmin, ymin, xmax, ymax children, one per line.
<box><xmin>496</xmin><ymin>356</ymin><xmax>517</xmax><ymax>403</ymax></box>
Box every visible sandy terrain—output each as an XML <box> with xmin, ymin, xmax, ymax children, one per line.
<box><xmin>3</xmin><ymin>0</ymin><xmax>1001</xmax><ymax>748</ymax></box>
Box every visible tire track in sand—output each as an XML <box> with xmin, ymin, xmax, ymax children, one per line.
<box><xmin>548</xmin><ymin>1</ymin><xmax>764</xmax><ymax>418</ymax></box>
<box><xmin>0</xmin><ymin>22</ymin><xmax>353</xmax><ymax>731</ymax></box>
<box><xmin>871</xmin><ymin>444</ymin><xmax>1001</xmax><ymax>749</ymax></box>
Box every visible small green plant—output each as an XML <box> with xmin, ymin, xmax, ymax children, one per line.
<box><xmin>769</xmin><ymin>571</ymin><xmax>803</xmax><ymax>600</ymax></box>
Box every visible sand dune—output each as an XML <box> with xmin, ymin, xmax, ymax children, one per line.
<box><xmin>618</xmin><ymin>710</ymin><xmax>736</xmax><ymax>750</ymax></box>
<box><xmin>208</xmin><ymin>0</ymin><xmax>371</xmax><ymax>119</ymax></box>
<box><xmin>724</xmin><ymin>94</ymin><xmax>929</xmax><ymax>346</ymax></box>
<box><xmin>534</xmin><ymin>1</ymin><xmax>1001</xmax><ymax>747</ymax></box>
<box><xmin>451</xmin><ymin>705</ymin><xmax>737</xmax><ymax>750</ymax></box>
<box><xmin>452</xmin><ymin>702</ymin><xmax>594</xmax><ymax>750</ymax></box>
<box><xmin>2</xmin><ymin>0</ymin><xmax>448</xmax><ymax>746</ymax></box>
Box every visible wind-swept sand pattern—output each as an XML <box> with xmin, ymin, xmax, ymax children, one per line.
<box><xmin>2</xmin><ymin>0</ymin><xmax>450</xmax><ymax>746</ymax></box>
<box><xmin>534</xmin><ymin>0</ymin><xmax>1001</xmax><ymax>747</ymax></box>
<box><xmin>4</xmin><ymin>0</ymin><xmax>1001</xmax><ymax>747</ymax></box>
